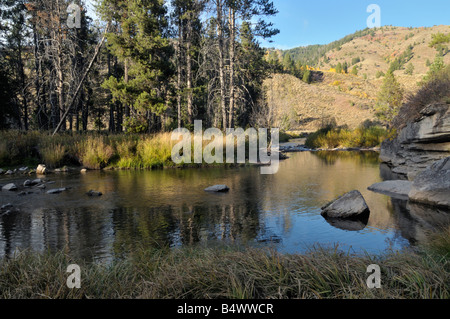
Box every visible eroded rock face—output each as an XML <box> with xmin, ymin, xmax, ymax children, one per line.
<box><xmin>409</xmin><ymin>157</ymin><xmax>450</xmax><ymax>208</ymax></box>
<box><xmin>321</xmin><ymin>190</ymin><xmax>370</xmax><ymax>219</ymax></box>
<box><xmin>380</xmin><ymin>103</ymin><xmax>450</xmax><ymax>180</ymax></box>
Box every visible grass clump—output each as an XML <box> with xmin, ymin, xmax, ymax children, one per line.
<box><xmin>305</xmin><ymin>122</ymin><xmax>388</xmax><ymax>149</ymax></box>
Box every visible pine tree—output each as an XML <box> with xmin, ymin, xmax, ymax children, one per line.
<box><xmin>336</xmin><ymin>62</ymin><xmax>342</xmax><ymax>74</ymax></box>
<box><xmin>375</xmin><ymin>71</ymin><xmax>404</xmax><ymax>125</ymax></box>
<box><xmin>100</xmin><ymin>0</ymin><xmax>174</xmax><ymax>133</ymax></box>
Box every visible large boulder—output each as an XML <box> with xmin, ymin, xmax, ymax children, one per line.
<box><xmin>409</xmin><ymin>157</ymin><xmax>450</xmax><ymax>208</ymax></box>
<box><xmin>321</xmin><ymin>190</ymin><xmax>370</xmax><ymax>219</ymax></box>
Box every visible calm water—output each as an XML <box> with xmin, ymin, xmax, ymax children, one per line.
<box><xmin>0</xmin><ymin>151</ymin><xmax>442</xmax><ymax>262</ymax></box>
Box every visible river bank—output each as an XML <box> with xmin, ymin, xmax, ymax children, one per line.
<box><xmin>0</xmin><ymin>237</ymin><xmax>448</xmax><ymax>299</ymax></box>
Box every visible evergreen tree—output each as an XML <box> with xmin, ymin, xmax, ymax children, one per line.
<box><xmin>302</xmin><ymin>69</ymin><xmax>311</xmax><ymax>84</ymax></box>
<box><xmin>375</xmin><ymin>71</ymin><xmax>404</xmax><ymax>125</ymax></box>
<box><xmin>342</xmin><ymin>61</ymin><xmax>348</xmax><ymax>74</ymax></box>
<box><xmin>336</xmin><ymin>62</ymin><xmax>342</xmax><ymax>74</ymax></box>
<box><xmin>100</xmin><ymin>0</ymin><xmax>174</xmax><ymax>133</ymax></box>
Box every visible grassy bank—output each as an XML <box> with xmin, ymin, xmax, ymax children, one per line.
<box><xmin>305</xmin><ymin>124</ymin><xmax>389</xmax><ymax>149</ymax></box>
<box><xmin>0</xmin><ymin>130</ymin><xmax>263</xmax><ymax>171</ymax></box>
<box><xmin>0</xmin><ymin>233</ymin><xmax>448</xmax><ymax>299</ymax></box>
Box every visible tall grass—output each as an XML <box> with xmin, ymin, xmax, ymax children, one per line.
<box><xmin>0</xmin><ymin>130</ymin><xmax>263</xmax><ymax>170</ymax></box>
<box><xmin>0</xmin><ymin>243</ymin><xmax>448</xmax><ymax>299</ymax></box>
<box><xmin>305</xmin><ymin>125</ymin><xmax>388</xmax><ymax>149</ymax></box>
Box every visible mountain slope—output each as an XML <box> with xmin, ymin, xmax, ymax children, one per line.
<box><xmin>264</xmin><ymin>25</ymin><xmax>450</xmax><ymax>132</ymax></box>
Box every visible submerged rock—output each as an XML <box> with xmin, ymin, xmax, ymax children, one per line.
<box><xmin>321</xmin><ymin>190</ymin><xmax>370</xmax><ymax>219</ymax></box>
<box><xmin>86</xmin><ymin>190</ymin><xmax>103</xmax><ymax>197</ymax></box>
<box><xmin>409</xmin><ymin>157</ymin><xmax>450</xmax><ymax>208</ymax></box>
<box><xmin>368</xmin><ymin>180</ymin><xmax>412</xmax><ymax>200</ymax></box>
<box><xmin>32</xmin><ymin>178</ymin><xmax>42</xmax><ymax>185</ymax></box>
<box><xmin>2</xmin><ymin>183</ymin><xmax>18</xmax><ymax>191</ymax></box>
<box><xmin>46</xmin><ymin>188</ymin><xmax>67</xmax><ymax>194</ymax></box>
<box><xmin>23</xmin><ymin>180</ymin><xmax>32</xmax><ymax>187</ymax></box>
<box><xmin>204</xmin><ymin>185</ymin><xmax>230</xmax><ymax>193</ymax></box>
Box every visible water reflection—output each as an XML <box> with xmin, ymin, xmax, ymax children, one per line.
<box><xmin>0</xmin><ymin>151</ymin><xmax>446</xmax><ymax>261</ymax></box>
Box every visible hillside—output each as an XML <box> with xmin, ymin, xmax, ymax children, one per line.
<box><xmin>264</xmin><ymin>73</ymin><xmax>377</xmax><ymax>132</ymax></box>
<box><xmin>320</xmin><ymin>25</ymin><xmax>450</xmax><ymax>81</ymax></box>
<box><xmin>265</xmin><ymin>25</ymin><xmax>450</xmax><ymax>132</ymax></box>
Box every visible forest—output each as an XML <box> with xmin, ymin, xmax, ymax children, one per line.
<box><xmin>0</xmin><ymin>0</ymin><xmax>279</xmax><ymax>134</ymax></box>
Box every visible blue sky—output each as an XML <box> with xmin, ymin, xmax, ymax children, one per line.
<box><xmin>84</xmin><ymin>0</ymin><xmax>449</xmax><ymax>50</ymax></box>
<box><xmin>260</xmin><ymin>0</ymin><xmax>450</xmax><ymax>49</ymax></box>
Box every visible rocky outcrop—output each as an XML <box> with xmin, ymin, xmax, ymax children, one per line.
<box><xmin>321</xmin><ymin>190</ymin><xmax>370</xmax><ymax>219</ymax></box>
<box><xmin>369</xmin><ymin>158</ymin><xmax>449</xmax><ymax>208</ymax></box>
<box><xmin>409</xmin><ymin>157</ymin><xmax>450</xmax><ymax>208</ymax></box>
<box><xmin>368</xmin><ymin>180</ymin><xmax>412</xmax><ymax>200</ymax></box>
<box><xmin>380</xmin><ymin>103</ymin><xmax>450</xmax><ymax>180</ymax></box>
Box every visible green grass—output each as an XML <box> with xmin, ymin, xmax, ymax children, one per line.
<box><xmin>0</xmin><ymin>130</ymin><xmax>275</xmax><ymax>170</ymax></box>
<box><xmin>305</xmin><ymin>125</ymin><xmax>388</xmax><ymax>149</ymax></box>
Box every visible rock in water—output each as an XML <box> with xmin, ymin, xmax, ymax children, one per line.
<box><xmin>409</xmin><ymin>157</ymin><xmax>450</xmax><ymax>208</ymax></box>
<box><xmin>86</xmin><ymin>190</ymin><xmax>103</xmax><ymax>197</ymax></box>
<box><xmin>368</xmin><ymin>180</ymin><xmax>412</xmax><ymax>200</ymax></box>
<box><xmin>2</xmin><ymin>183</ymin><xmax>18</xmax><ymax>191</ymax></box>
<box><xmin>36</xmin><ymin>164</ymin><xmax>46</xmax><ymax>175</ymax></box>
<box><xmin>321</xmin><ymin>190</ymin><xmax>370</xmax><ymax>219</ymax></box>
<box><xmin>46</xmin><ymin>188</ymin><xmax>67</xmax><ymax>194</ymax></box>
<box><xmin>204</xmin><ymin>185</ymin><xmax>230</xmax><ymax>193</ymax></box>
<box><xmin>23</xmin><ymin>180</ymin><xmax>32</xmax><ymax>187</ymax></box>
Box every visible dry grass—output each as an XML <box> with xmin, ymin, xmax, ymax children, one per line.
<box><xmin>0</xmin><ymin>242</ymin><xmax>448</xmax><ymax>299</ymax></box>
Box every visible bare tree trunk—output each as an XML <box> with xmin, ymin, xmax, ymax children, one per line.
<box><xmin>17</xmin><ymin>41</ymin><xmax>29</xmax><ymax>130</ymax></box>
<box><xmin>124</xmin><ymin>58</ymin><xmax>130</xmax><ymax>118</ymax></box>
<box><xmin>228</xmin><ymin>7</ymin><xmax>236</xmax><ymax>128</ymax></box>
<box><xmin>176</xmin><ymin>19</ymin><xmax>183</xmax><ymax>128</ymax></box>
<box><xmin>216</xmin><ymin>0</ymin><xmax>227</xmax><ymax>129</ymax></box>
<box><xmin>107</xmin><ymin>52</ymin><xmax>115</xmax><ymax>132</ymax></box>
<box><xmin>186</xmin><ymin>18</ymin><xmax>193</xmax><ymax>125</ymax></box>
<box><xmin>52</xmin><ymin>23</ymin><xmax>110</xmax><ymax>135</ymax></box>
